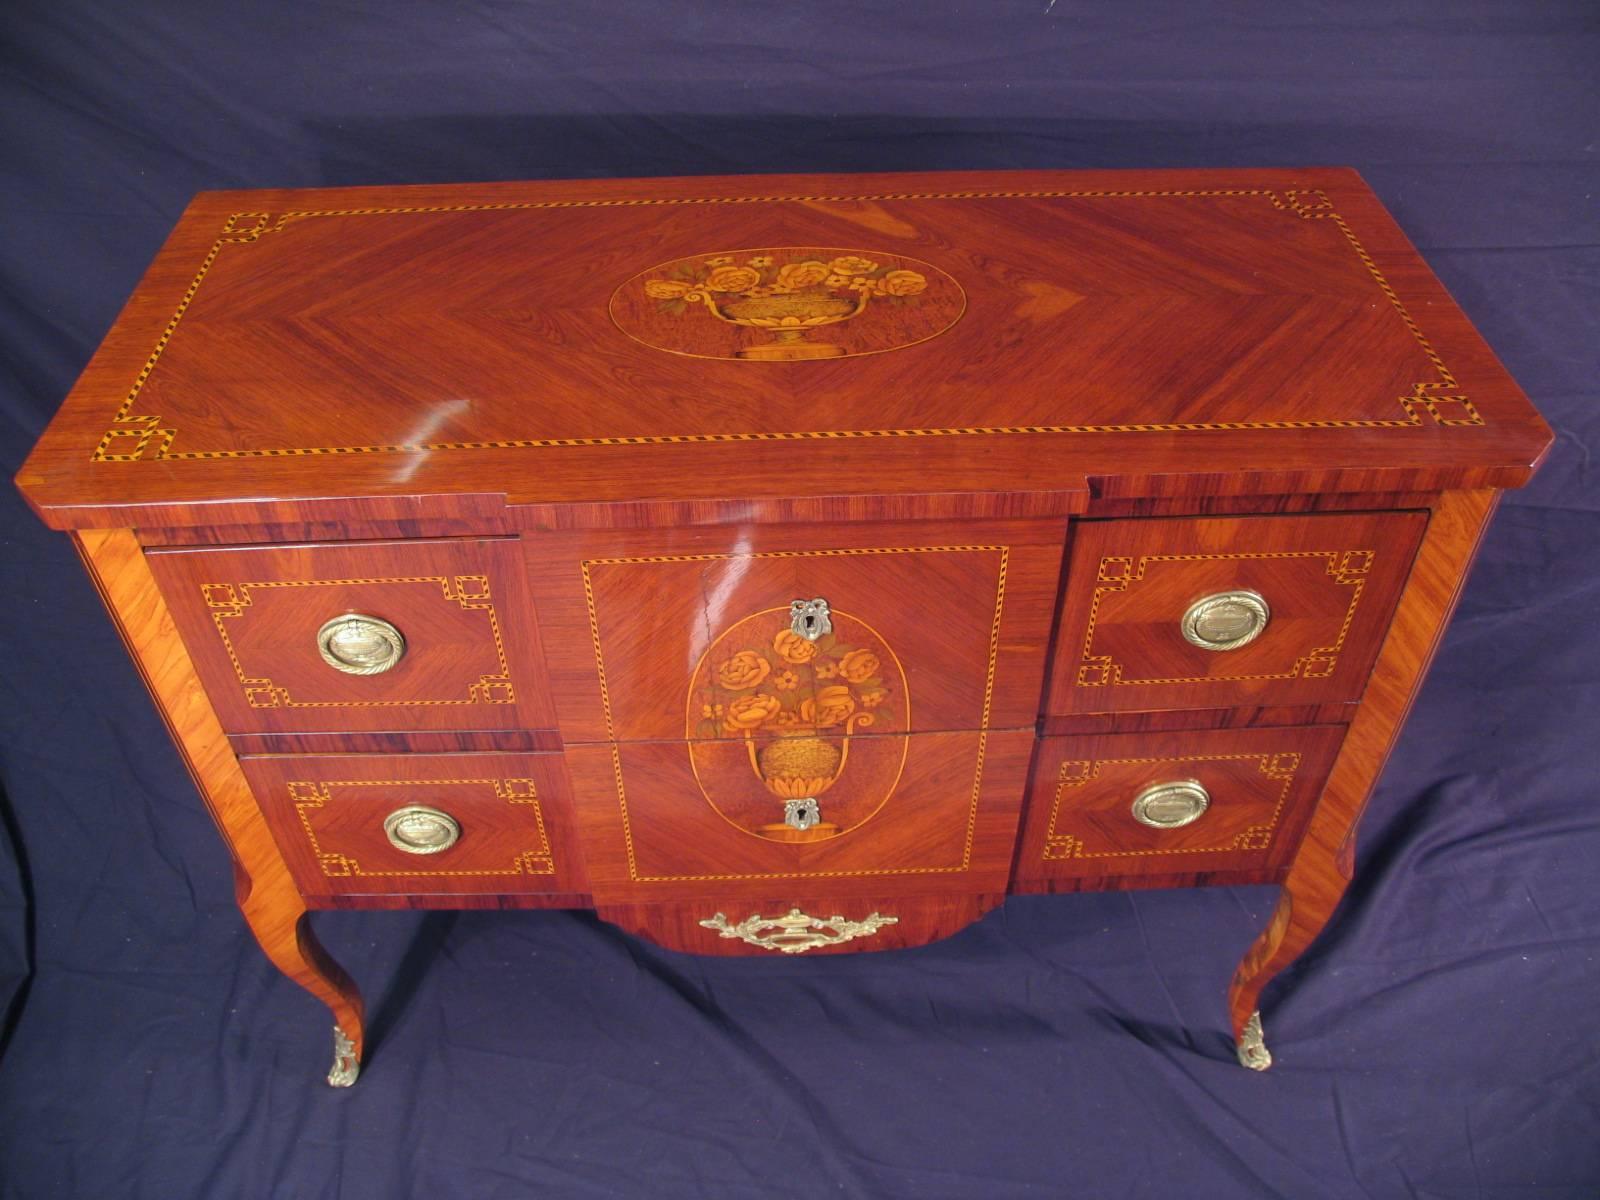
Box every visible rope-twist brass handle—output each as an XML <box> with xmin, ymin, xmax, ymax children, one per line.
<box><xmin>1180</xmin><ymin>590</ymin><xmax>1269</xmax><ymax>652</ymax></box>
<box><xmin>316</xmin><ymin>613</ymin><xmax>406</xmax><ymax>675</ymax></box>
<box><xmin>382</xmin><ymin>806</ymin><xmax>461</xmax><ymax>855</ymax></box>
<box><xmin>1131</xmin><ymin>779</ymin><xmax>1211</xmax><ymax>829</ymax></box>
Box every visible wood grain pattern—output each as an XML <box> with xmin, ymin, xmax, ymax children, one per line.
<box><xmin>72</xmin><ymin>529</ymin><xmax>366</xmax><ymax>1072</ymax></box>
<box><xmin>228</xmin><ymin>728</ymin><xmax>563</xmax><ymax>756</ymax></box>
<box><xmin>1226</xmin><ymin>489</ymin><xmax>1500</xmax><ymax>1040</ymax></box>
<box><xmin>1039</xmin><ymin>701</ymin><xmax>1355</xmax><ymax>737</ymax></box>
<box><xmin>146</xmin><ymin>537</ymin><xmax>558</xmax><ymax>734</ymax></box>
<box><xmin>16</xmin><ymin>168</ymin><xmax>1549</xmax><ymax>532</ymax></box>
<box><xmin>312</xmin><ymin>891</ymin><xmax>592</xmax><ymax>912</ymax></box>
<box><xmin>1046</xmin><ymin>511</ymin><xmax>1427</xmax><ymax>714</ymax></box>
<box><xmin>125</xmin><ymin>489</ymin><xmax>1441</xmax><ymax>548</ymax></box>
<box><xmin>1013</xmin><ymin>725</ymin><xmax>1344</xmax><ymax>887</ymax></box>
<box><xmin>238</xmin><ymin>751</ymin><xmax>589</xmax><ymax>901</ymax></box>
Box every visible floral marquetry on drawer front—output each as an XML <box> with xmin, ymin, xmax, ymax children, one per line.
<box><xmin>525</xmin><ymin>522</ymin><xmax>1069</xmax><ymax>744</ymax></box>
<box><xmin>564</xmin><ymin>729</ymin><xmax>1037</xmax><ymax>904</ymax></box>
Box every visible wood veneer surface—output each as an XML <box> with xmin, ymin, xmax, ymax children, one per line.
<box><xmin>17</xmin><ymin>168</ymin><xmax>1550</xmax><ymax>530</ymax></box>
<box><xmin>147</xmin><ymin>537</ymin><xmax>558</xmax><ymax>734</ymax></box>
<box><xmin>1047</xmin><ymin>510</ymin><xmax>1428</xmax><ymax>714</ymax></box>
<box><xmin>240</xmin><ymin>750</ymin><xmax>589</xmax><ymax>901</ymax></box>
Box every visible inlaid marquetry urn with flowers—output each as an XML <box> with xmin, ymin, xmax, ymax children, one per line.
<box><xmin>688</xmin><ymin>607</ymin><xmax>909</xmax><ymax>841</ymax></box>
<box><xmin>610</xmin><ymin>246</ymin><xmax>965</xmax><ymax>361</ymax></box>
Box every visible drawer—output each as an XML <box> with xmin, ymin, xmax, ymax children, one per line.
<box><xmin>526</xmin><ymin>522</ymin><xmax>1065</xmax><ymax>743</ymax></box>
<box><xmin>1045</xmin><ymin>511</ymin><xmax>1426</xmax><ymax>714</ymax></box>
<box><xmin>148</xmin><ymin>538</ymin><xmax>557</xmax><ymax>733</ymax></box>
<box><xmin>1014</xmin><ymin>725</ymin><xmax>1344</xmax><ymax>887</ymax></box>
<box><xmin>564</xmin><ymin>729</ymin><xmax>1036</xmax><ymax>903</ymax></box>
<box><xmin>239</xmin><ymin>751</ymin><xmax>587</xmax><ymax>900</ymax></box>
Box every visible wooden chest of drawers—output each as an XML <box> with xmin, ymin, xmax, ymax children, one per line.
<box><xmin>15</xmin><ymin>168</ymin><xmax>1550</xmax><ymax>1084</ymax></box>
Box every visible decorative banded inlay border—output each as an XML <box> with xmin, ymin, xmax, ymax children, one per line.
<box><xmin>291</xmin><ymin>777</ymin><xmax>554</xmax><ymax>878</ymax></box>
<box><xmin>203</xmin><ymin>574</ymin><xmax>514</xmax><ymax>709</ymax></box>
<box><xmin>94</xmin><ymin>187</ymin><xmax>1478</xmax><ymax>462</ymax></box>
<box><xmin>1042</xmin><ymin>752</ymin><xmax>1301</xmax><ymax>861</ymax></box>
<box><xmin>1076</xmin><ymin>549</ymin><xmax>1374</xmax><ymax>688</ymax></box>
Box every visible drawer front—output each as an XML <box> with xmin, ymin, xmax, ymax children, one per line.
<box><xmin>526</xmin><ymin>522</ymin><xmax>1065</xmax><ymax>744</ymax></box>
<box><xmin>1045</xmin><ymin>511</ymin><xmax>1426</xmax><ymax>714</ymax></box>
<box><xmin>1015</xmin><ymin>725</ymin><xmax>1344</xmax><ymax>886</ymax></box>
<box><xmin>564</xmin><ymin>729</ymin><xmax>1035</xmax><ymax>903</ymax></box>
<box><xmin>148</xmin><ymin>538</ymin><xmax>557</xmax><ymax>733</ymax></box>
<box><xmin>240</xmin><ymin>751</ymin><xmax>587</xmax><ymax>899</ymax></box>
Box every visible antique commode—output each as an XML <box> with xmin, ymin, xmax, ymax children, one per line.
<box><xmin>15</xmin><ymin>169</ymin><xmax>1549</xmax><ymax>1084</ymax></box>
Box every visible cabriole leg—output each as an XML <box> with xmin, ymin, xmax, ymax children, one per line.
<box><xmin>75</xmin><ymin>528</ymin><xmax>367</xmax><ymax>1086</ymax></box>
<box><xmin>237</xmin><ymin>872</ymin><xmax>366</xmax><ymax>1086</ymax></box>
<box><xmin>1225</xmin><ymin>491</ymin><xmax>1499</xmax><ymax>1068</ymax></box>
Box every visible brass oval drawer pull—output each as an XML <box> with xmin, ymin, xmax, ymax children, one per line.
<box><xmin>316</xmin><ymin>613</ymin><xmax>406</xmax><ymax>675</ymax></box>
<box><xmin>1181</xmin><ymin>589</ymin><xmax>1269</xmax><ymax>652</ymax></box>
<box><xmin>1131</xmin><ymin>779</ymin><xmax>1210</xmax><ymax>829</ymax></box>
<box><xmin>382</xmin><ymin>805</ymin><xmax>460</xmax><ymax>855</ymax></box>
<box><xmin>699</xmin><ymin>906</ymin><xmax>898</xmax><ymax>954</ymax></box>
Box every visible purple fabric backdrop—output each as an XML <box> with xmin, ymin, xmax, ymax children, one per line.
<box><xmin>1</xmin><ymin>2</ymin><xmax>1596</xmax><ymax>1196</ymax></box>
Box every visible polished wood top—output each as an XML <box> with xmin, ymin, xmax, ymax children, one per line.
<box><xmin>17</xmin><ymin>168</ymin><xmax>1550</xmax><ymax>529</ymax></box>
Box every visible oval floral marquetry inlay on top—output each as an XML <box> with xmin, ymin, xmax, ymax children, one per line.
<box><xmin>609</xmin><ymin>247</ymin><xmax>965</xmax><ymax>361</ymax></box>
<box><xmin>685</xmin><ymin>606</ymin><xmax>911</xmax><ymax>842</ymax></box>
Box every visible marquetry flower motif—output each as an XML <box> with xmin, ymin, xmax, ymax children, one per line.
<box><xmin>705</xmin><ymin>265</ymin><xmax>763</xmax><ymax>293</ymax></box>
<box><xmin>692</xmin><ymin>611</ymin><xmax>897</xmax><ymax>741</ymax></box>
<box><xmin>828</xmin><ymin>255</ymin><xmax>878</xmax><ymax>276</ymax></box>
<box><xmin>838</xmin><ymin>649</ymin><xmax>880</xmax><ymax>683</ymax></box>
<box><xmin>717</xmin><ymin>650</ymin><xmax>771</xmax><ymax>691</ymax></box>
<box><xmin>724</xmin><ymin>693</ymin><xmax>781</xmax><ymax>733</ymax></box>
<box><xmin>801</xmin><ymin>685</ymin><xmax>857</xmax><ymax>729</ymax></box>
<box><xmin>773</xmin><ymin>629</ymin><xmax>819</xmax><ymax>664</ymax></box>
<box><xmin>776</xmin><ymin>260</ymin><xmax>831</xmax><ymax>290</ymax></box>
<box><xmin>881</xmin><ymin>269</ymin><xmax>927</xmax><ymax>297</ymax></box>
<box><xmin>645</xmin><ymin>251</ymin><xmax>929</xmax><ymax>319</ymax></box>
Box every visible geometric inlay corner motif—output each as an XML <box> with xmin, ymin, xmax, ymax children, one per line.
<box><xmin>93</xmin><ymin>188</ymin><xmax>1479</xmax><ymax>464</ymax></box>
<box><xmin>202</xmin><ymin>574</ymin><xmax>515</xmax><ymax>709</ymax></box>
<box><xmin>289</xmin><ymin>777</ymin><xmax>554</xmax><ymax>878</ymax></box>
<box><xmin>1041</xmin><ymin>751</ymin><xmax>1302</xmax><ymax>862</ymax></box>
<box><xmin>1074</xmin><ymin>549</ymin><xmax>1374</xmax><ymax>688</ymax></box>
